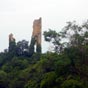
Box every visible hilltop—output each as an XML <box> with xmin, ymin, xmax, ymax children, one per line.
<box><xmin>0</xmin><ymin>20</ymin><xmax>88</xmax><ymax>88</ymax></box>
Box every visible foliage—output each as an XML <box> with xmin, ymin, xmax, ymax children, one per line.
<box><xmin>0</xmin><ymin>20</ymin><xmax>88</xmax><ymax>88</ymax></box>
<box><xmin>40</xmin><ymin>72</ymin><xmax>57</xmax><ymax>88</ymax></box>
<box><xmin>29</xmin><ymin>37</ymin><xmax>36</xmax><ymax>56</ymax></box>
<box><xmin>16</xmin><ymin>40</ymin><xmax>29</xmax><ymax>56</ymax></box>
<box><xmin>36</xmin><ymin>44</ymin><xmax>41</xmax><ymax>53</ymax></box>
<box><xmin>61</xmin><ymin>79</ymin><xmax>83</xmax><ymax>88</ymax></box>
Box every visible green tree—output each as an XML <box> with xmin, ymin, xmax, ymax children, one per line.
<box><xmin>61</xmin><ymin>79</ymin><xmax>83</xmax><ymax>88</ymax></box>
<box><xmin>16</xmin><ymin>40</ymin><xmax>29</xmax><ymax>56</ymax></box>
<box><xmin>44</xmin><ymin>29</ymin><xmax>62</xmax><ymax>53</ymax></box>
<box><xmin>9</xmin><ymin>40</ymin><xmax>16</xmax><ymax>54</ymax></box>
<box><xmin>29</xmin><ymin>37</ymin><xmax>36</xmax><ymax>56</ymax></box>
<box><xmin>40</xmin><ymin>72</ymin><xmax>57</xmax><ymax>88</ymax></box>
<box><xmin>0</xmin><ymin>70</ymin><xmax>8</xmax><ymax>88</ymax></box>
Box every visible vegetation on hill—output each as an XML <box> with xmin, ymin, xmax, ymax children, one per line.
<box><xmin>0</xmin><ymin>20</ymin><xmax>88</xmax><ymax>88</ymax></box>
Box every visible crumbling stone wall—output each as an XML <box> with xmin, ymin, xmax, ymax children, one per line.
<box><xmin>32</xmin><ymin>17</ymin><xmax>42</xmax><ymax>46</ymax></box>
<box><xmin>9</xmin><ymin>33</ymin><xmax>15</xmax><ymax>42</ymax></box>
<box><xmin>31</xmin><ymin>17</ymin><xmax>42</xmax><ymax>53</ymax></box>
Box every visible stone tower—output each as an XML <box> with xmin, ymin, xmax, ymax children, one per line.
<box><xmin>9</xmin><ymin>33</ymin><xmax>15</xmax><ymax>42</ymax></box>
<box><xmin>32</xmin><ymin>17</ymin><xmax>42</xmax><ymax>45</ymax></box>
<box><xmin>9</xmin><ymin>33</ymin><xmax>16</xmax><ymax>53</ymax></box>
<box><xmin>30</xmin><ymin>17</ymin><xmax>42</xmax><ymax>53</ymax></box>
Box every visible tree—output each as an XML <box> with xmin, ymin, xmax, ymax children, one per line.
<box><xmin>29</xmin><ymin>37</ymin><xmax>36</xmax><ymax>56</ymax></box>
<box><xmin>36</xmin><ymin>44</ymin><xmax>41</xmax><ymax>53</ymax></box>
<box><xmin>16</xmin><ymin>40</ymin><xmax>29</xmax><ymax>56</ymax></box>
<box><xmin>61</xmin><ymin>21</ymin><xmax>88</xmax><ymax>65</ymax></box>
<box><xmin>44</xmin><ymin>21</ymin><xmax>88</xmax><ymax>54</ymax></box>
<box><xmin>44</xmin><ymin>29</ymin><xmax>62</xmax><ymax>53</ymax></box>
<box><xmin>9</xmin><ymin>40</ymin><xmax>16</xmax><ymax>57</ymax></box>
<box><xmin>40</xmin><ymin>72</ymin><xmax>57</xmax><ymax>88</ymax></box>
<box><xmin>0</xmin><ymin>70</ymin><xmax>8</xmax><ymax>88</ymax></box>
<box><xmin>61</xmin><ymin>79</ymin><xmax>83</xmax><ymax>88</ymax></box>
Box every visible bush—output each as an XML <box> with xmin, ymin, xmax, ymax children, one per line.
<box><xmin>61</xmin><ymin>79</ymin><xmax>83</xmax><ymax>88</ymax></box>
<box><xmin>40</xmin><ymin>72</ymin><xmax>57</xmax><ymax>88</ymax></box>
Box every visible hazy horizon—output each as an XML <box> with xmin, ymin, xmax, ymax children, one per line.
<box><xmin>0</xmin><ymin>0</ymin><xmax>88</xmax><ymax>52</ymax></box>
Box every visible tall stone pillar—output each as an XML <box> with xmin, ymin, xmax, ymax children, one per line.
<box><xmin>32</xmin><ymin>17</ymin><xmax>42</xmax><ymax>45</ymax></box>
<box><xmin>9</xmin><ymin>33</ymin><xmax>16</xmax><ymax>53</ymax></box>
<box><xmin>9</xmin><ymin>33</ymin><xmax>15</xmax><ymax>42</ymax></box>
<box><xmin>32</xmin><ymin>17</ymin><xmax>42</xmax><ymax>53</ymax></box>
<box><xmin>29</xmin><ymin>17</ymin><xmax>42</xmax><ymax>56</ymax></box>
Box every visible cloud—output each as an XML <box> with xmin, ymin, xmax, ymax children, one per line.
<box><xmin>0</xmin><ymin>0</ymin><xmax>88</xmax><ymax>52</ymax></box>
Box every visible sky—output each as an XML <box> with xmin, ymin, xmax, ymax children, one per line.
<box><xmin>0</xmin><ymin>0</ymin><xmax>88</xmax><ymax>52</ymax></box>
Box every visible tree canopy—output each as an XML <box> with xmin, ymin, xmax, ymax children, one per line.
<box><xmin>0</xmin><ymin>20</ymin><xmax>88</xmax><ymax>88</ymax></box>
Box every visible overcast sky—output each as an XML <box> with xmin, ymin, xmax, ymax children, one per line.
<box><xmin>0</xmin><ymin>0</ymin><xmax>88</xmax><ymax>52</ymax></box>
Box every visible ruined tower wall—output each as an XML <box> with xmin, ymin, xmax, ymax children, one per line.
<box><xmin>32</xmin><ymin>17</ymin><xmax>42</xmax><ymax>45</ymax></box>
<box><xmin>9</xmin><ymin>33</ymin><xmax>15</xmax><ymax>42</ymax></box>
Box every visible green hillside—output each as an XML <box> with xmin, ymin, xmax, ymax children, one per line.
<box><xmin>0</xmin><ymin>21</ymin><xmax>88</xmax><ymax>88</ymax></box>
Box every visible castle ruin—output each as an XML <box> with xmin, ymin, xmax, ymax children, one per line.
<box><xmin>8</xmin><ymin>17</ymin><xmax>42</xmax><ymax>56</ymax></box>
<box><xmin>32</xmin><ymin>17</ymin><xmax>42</xmax><ymax>46</ymax></box>
<box><xmin>9</xmin><ymin>33</ymin><xmax>15</xmax><ymax>42</ymax></box>
<box><xmin>30</xmin><ymin>17</ymin><xmax>42</xmax><ymax>53</ymax></box>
